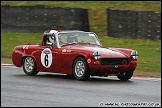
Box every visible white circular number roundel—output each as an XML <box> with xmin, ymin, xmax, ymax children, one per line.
<box><xmin>41</xmin><ymin>48</ymin><xmax>52</xmax><ymax>68</ymax></box>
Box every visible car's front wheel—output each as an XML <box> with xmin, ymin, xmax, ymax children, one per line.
<box><xmin>116</xmin><ymin>71</ymin><xmax>134</xmax><ymax>81</ymax></box>
<box><xmin>23</xmin><ymin>57</ymin><xmax>38</xmax><ymax>76</ymax></box>
<box><xmin>73</xmin><ymin>57</ymin><xmax>90</xmax><ymax>80</ymax></box>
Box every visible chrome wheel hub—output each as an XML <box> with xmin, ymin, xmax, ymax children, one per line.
<box><xmin>24</xmin><ymin>57</ymin><xmax>34</xmax><ymax>73</ymax></box>
<box><xmin>75</xmin><ymin>61</ymin><xmax>85</xmax><ymax>77</ymax></box>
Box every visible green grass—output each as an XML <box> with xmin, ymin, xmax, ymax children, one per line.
<box><xmin>1</xmin><ymin>1</ymin><xmax>161</xmax><ymax>35</ymax></box>
<box><xmin>1</xmin><ymin>32</ymin><xmax>42</xmax><ymax>57</ymax></box>
<box><xmin>1</xmin><ymin>32</ymin><xmax>161</xmax><ymax>77</ymax></box>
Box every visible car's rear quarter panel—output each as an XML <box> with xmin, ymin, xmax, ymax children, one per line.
<box><xmin>12</xmin><ymin>45</ymin><xmax>40</xmax><ymax>68</ymax></box>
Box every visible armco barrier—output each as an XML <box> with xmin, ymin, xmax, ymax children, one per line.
<box><xmin>107</xmin><ymin>8</ymin><xmax>161</xmax><ymax>40</ymax></box>
<box><xmin>1</xmin><ymin>5</ymin><xmax>89</xmax><ymax>33</ymax></box>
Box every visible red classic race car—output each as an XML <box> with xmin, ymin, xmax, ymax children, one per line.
<box><xmin>12</xmin><ymin>30</ymin><xmax>138</xmax><ymax>80</ymax></box>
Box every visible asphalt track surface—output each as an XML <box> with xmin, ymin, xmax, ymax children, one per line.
<box><xmin>1</xmin><ymin>65</ymin><xmax>161</xmax><ymax>107</ymax></box>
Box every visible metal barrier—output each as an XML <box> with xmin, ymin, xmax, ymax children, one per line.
<box><xmin>1</xmin><ymin>5</ymin><xmax>89</xmax><ymax>33</ymax></box>
<box><xmin>107</xmin><ymin>8</ymin><xmax>161</xmax><ymax>40</ymax></box>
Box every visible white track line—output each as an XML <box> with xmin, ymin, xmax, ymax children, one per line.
<box><xmin>1</xmin><ymin>63</ymin><xmax>14</xmax><ymax>66</ymax></box>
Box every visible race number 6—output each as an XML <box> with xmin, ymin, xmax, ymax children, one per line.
<box><xmin>41</xmin><ymin>48</ymin><xmax>52</xmax><ymax>68</ymax></box>
<box><xmin>44</xmin><ymin>55</ymin><xmax>49</xmax><ymax>67</ymax></box>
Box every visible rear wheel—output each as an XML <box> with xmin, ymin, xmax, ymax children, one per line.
<box><xmin>116</xmin><ymin>71</ymin><xmax>134</xmax><ymax>81</ymax></box>
<box><xmin>23</xmin><ymin>57</ymin><xmax>38</xmax><ymax>76</ymax></box>
<box><xmin>73</xmin><ymin>57</ymin><xmax>90</xmax><ymax>80</ymax></box>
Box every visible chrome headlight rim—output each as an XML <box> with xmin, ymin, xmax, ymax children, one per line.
<box><xmin>131</xmin><ymin>50</ymin><xmax>138</xmax><ymax>60</ymax></box>
<box><xmin>93</xmin><ymin>51</ymin><xmax>100</xmax><ymax>60</ymax></box>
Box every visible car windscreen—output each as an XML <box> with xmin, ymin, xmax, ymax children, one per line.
<box><xmin>58</xmin><ymin>32</ymin><xmax>101</xmax><ymax>46</ymax></box>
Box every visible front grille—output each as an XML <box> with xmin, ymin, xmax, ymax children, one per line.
<box><xmin>100</xmin><ymin>58</ymin><xmax>129</xmax><ymax>66</ymax></box>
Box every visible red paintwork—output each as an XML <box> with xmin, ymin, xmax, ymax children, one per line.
<box><xmin>12</xmin><ymin>30</ymin><xmax>137</xmax><ymax>76</ymax></box>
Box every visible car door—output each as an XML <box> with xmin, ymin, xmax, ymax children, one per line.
<box><xmin>36</xmin><ymin>33</ymin><xmax>60</xmax><ymax>73</ymax></box>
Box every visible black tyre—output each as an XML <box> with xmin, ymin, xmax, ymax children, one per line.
<box><xmin>66</xmin><ymin>74</ymin><xmax>75</xmax><ymax>79</ymax></box>
<box><xmin>73</xmin><ymin>57</ymin><xmax>90</xmax><ymax>80</ymax></box>
<box><xmin>23</xmin><ymin>57</ymin><xmax>38</xmax><ymax>76</ymax></box>
<box><xmin>116</xmin><ymin>71</ymin><xmax>134</xmax><ymax>81</ymax></box>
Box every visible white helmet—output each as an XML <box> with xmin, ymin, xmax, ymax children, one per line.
<box><xmin>49</xmin><ymin>30</ymin><xmax>58</xmax><ymax>34</ymax></box>
<box><xmin>48</xmin><ymin>30</ymin><xmax>57</xmax><ymax>43</ymax></box>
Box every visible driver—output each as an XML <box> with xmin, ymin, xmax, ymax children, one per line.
<box><xmin>46</xmin><ymin>30</ymin><xmax>58</xmax><ymax>46</ymax></box>
<box><xmin>48</xmin><ymin>35</ymin><xmax>54</xmax><ymax>43</ymax></box>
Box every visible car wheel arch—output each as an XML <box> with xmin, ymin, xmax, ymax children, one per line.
<box><xmin>73</xmin><ymin>55</ymin><xmax>88</xmax><ymax>67</ymax></box>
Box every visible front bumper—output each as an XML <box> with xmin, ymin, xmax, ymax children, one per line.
<box><xmin>88</xmin><ymin>59</ymin><xmax>137</xmax><ymax>75</ymax></box>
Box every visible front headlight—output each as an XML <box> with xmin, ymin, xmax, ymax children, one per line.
<box><xmin>131</xmin><ymin>50</ymin><xmax>138</xmax><ymax>60</ymax></box>
<box><xmin>93</xmin><ymin>51</ymin><xmax>100</xmax><ymax>60</ymax></box>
